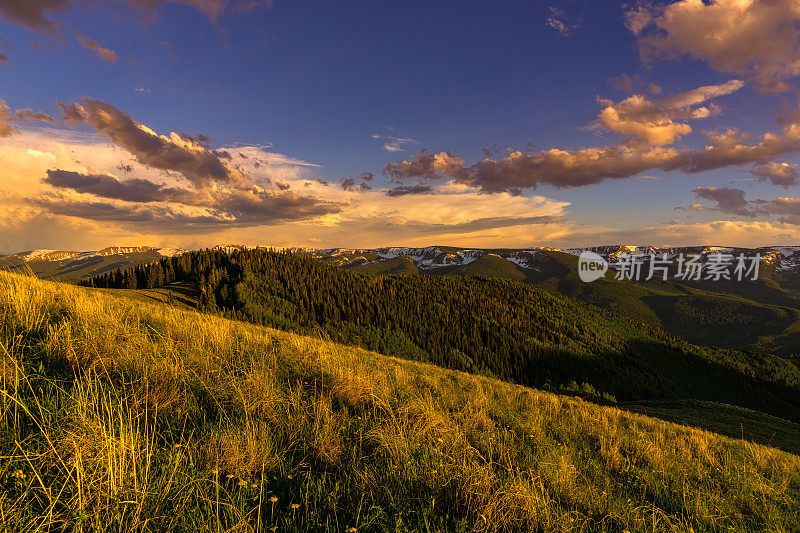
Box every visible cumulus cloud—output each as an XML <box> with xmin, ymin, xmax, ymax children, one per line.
<box><xmin>59</xmin><ymin>98</ymin><xmax>242</xmax><ymax>187</ymax></box>
<box><xmin>383</xmin><ymin>145</ymin><xmax>680</xmax><ymax>192</ymax></box>
<box><xmin>595</xmin><ymin>80</ymin><xmax>744</xmax><ymax>145</ymax></box>
<box><xmin>751</xmin><ymin>162</ymin><xmax>799</xmax><ymax>188</ymax></box>
<box><xmin>383</xmin><ymin>94</ymin><xmax>800</xmax><ymax>192</ymax></box>
<box><xmin>629</xmin><ymin>0</ymin><xmax>800</xmax><ymax>92</ymax></box>
<box><xmin>76</xmin><ymin>31</ymin><xmax>118</xmax><ymax>63</ymax></box>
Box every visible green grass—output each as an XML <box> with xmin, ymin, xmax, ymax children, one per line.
<box><xmin>1</xmin><ymin>271</ymin><xmax>799</xmax><ymax>531</ymax></box>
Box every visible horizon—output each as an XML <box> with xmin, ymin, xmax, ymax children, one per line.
<box><xmin>2</xmin><ymin>1</ymin><xmax>800</xmax><ymax>250</ymax></box>
<box><xmin>5</xmin><ymin>242</ymin><xmax>800</xmax><ymax>257</ymax></box>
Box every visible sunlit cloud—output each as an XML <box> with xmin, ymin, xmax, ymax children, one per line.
<box><xmin>628</xmin><ymin>0</ymin><xmax>800</xmax><ymax>92</ymax></box>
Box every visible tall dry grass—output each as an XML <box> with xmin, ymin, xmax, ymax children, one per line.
<box><xmin>0</xmin><ymin>270</ymin><xmax>798</xmax><ymax>531</ymax></box>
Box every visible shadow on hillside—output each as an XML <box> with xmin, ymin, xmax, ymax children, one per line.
<box><xmin>618</xmin><ymin>399</ymin><xmax>800</xmax><ymax>456</ymax></box>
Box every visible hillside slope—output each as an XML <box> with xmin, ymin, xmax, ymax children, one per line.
<box><xmin>310</xmin><ymin>246</ymin><xmax>800</xmax><ymax>356</ymax></box>
<box><xmin>85</xmin><ymin>249</ymin><xmax>800</xmax><ymax>424</ymax></box>
<box><xmin>1</xmin><ymin>272</ymin><xmax>799</xmax><ymax>531</ymax></box>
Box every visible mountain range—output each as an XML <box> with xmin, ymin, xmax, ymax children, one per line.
<box><xmin>5</xmin><ymin>243</ymin><xmax>800</xmax><ymax>355</ymax></box>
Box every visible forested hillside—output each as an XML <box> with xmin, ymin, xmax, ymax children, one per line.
<box><xmin>83</xmin><ymin>249</ymin><xmax>800</xmax><ymax>422</ymax></box>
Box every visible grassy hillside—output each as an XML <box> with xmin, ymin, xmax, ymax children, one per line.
<box><xmin>0</xmin><ymin>249</ymin><xmax>167</xmax><ymax>280</ymax></box>
<box><xmin>1</xmin><ymin>271</ymin><xmax>799</xmax><ymax>531</ymax></box>
<box><xmin>85</xmin><ymin>249</ymin><xmax>800</xmax><ymax>424</ymax></box>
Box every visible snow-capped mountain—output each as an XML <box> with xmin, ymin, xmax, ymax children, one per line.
<box><xmin>0</xmin><ymin>246</ymin><xmax>189</xmax><ymax>280</ymax></box>
<box><xmin>4</xmin><ymin>243</ymin><xmax>800</xmax><ymax>280</ymax></box>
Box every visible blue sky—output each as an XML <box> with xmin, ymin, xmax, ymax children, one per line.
<box><xmin>2</xmin><ymin>0</ymin><xmax>800</xmax><ymax>251</ymax></box>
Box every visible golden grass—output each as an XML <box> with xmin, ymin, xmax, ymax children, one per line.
<box><xmin>0</xmin><ymin>270</ymin><xmax>798</xmax><ymax>531</ymax></box>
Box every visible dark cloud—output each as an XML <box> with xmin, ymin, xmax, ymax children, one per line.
<box><xmin>40</xmin><ymin>168</ymin><xmax>341</xmax><ymax>228</ymax></box>
<box><xmin>43</xmin><ymin>169</ymin><xmax>192</xmax><ymax>203</ymax></box>
<box><xmin>386</xmin><ymin>184</ymin><xmax>434</xmax><ymax>197</ymax></box>
<box><xmin>384</xmin><ymin>146</ymin><xmax>676</xmax><ymax>192</ymax></box>
<box><xmin>693</xmin><ymin>186</ymin><xmax>751</xmax><ymax>217</ymax></box>
<box><xmin>29</xmin><ymin>195</ymin><xmax>230</xmax><ymax>231</ymax></box>
<box><xmin>76</xmin><ymin>30</ymin><xmax>118</xmax><ymax>63</ymax></box>
<box><xmin>689</xmin><ymin>186</ymin><xmax>800</xmax><ymax>226</ymax></box>
<box><xmin>339</xmin><ymin>173</ymin><xmax>373</xmax><ymax>192</ymax></box>
<box><xmin>0</xmin><ymin>0</ymin><xmax>70</xmax><ymax>35</ymax></box>
<box><xmin>179</xmin><ymin>132</ymin><xmax>211</xmax><ymax>147</ymax></box>
<box><xmin>383</xmin><ymin>98</ymin><xmax>800</xmax><ymax>193</ymax></box>
<box><xmin>751</xmin><ymin>162</ymin><xmax>799</xmax><ymax>188</ymax></box>
<box><xmin>59</xmin><ymin>98</ymin><xmax>240</xmax><ymax>188</ymax></box>
<box><xmin>753</xmin><ymin>197</ymin><xmax>800</xmax><ymax>225</ymax></box>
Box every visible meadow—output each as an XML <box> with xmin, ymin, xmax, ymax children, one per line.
<box><xmin>1</xmin><ymin>271</ymin><xmax>799</xmax><ymax>531</ymax></box>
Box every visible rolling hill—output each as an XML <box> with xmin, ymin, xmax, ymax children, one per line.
<box><xmin>1</xmin><ymin>270</ymin><xmax>799</xmax><ymax>531</ymax></box>
<box><xmin>83</xmin><ymin>249</ymin><xmax>800</xmax><ymax>427</ymax></box>
<box><xmin>7</xmin><ymin>243</ymin><xmax>800</xmax><ymax>355</ymax></box>
<box><xmin>314</xmin><ymin>245</ymin><xmax>800</xmax><ymax>356</ymax></box>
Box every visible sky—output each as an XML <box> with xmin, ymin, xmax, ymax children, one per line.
<box><xmin>2</xmin><ymin>0</ymin><xmax>800</xmax><ymax>252</ymax></box>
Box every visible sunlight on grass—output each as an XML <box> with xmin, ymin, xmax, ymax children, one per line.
<box><xmin>0</xmin><ymin>271</ymin><xmax>798</xmax><ymax>531</ymax></box>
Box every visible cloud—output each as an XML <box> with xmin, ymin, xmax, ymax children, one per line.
<box><xmin>0</xmin><ymin>0</ymin><xmax>70</xmax><ymax>35</ymax></box>
<box><xmin>595</xmin><ymin>80</ymin><xmax>744</xmax><ymax>145</ymax></box>
<box><xmin>0</xmin><ymin>101</ymin><xmax>17</xmax><ymax>137</ymax></box>
<box><xmin>689</xmin><ymin>186</ymin><xmax>800</xmax><ymax>226</ymax></box>
<box><xmin>0</xmin><ymin>126</ymin><xmax>575</xmax><ymax>250</ymax></box>
<box><xmin>692</xmin><ymin>186</ymin><xmax>750</xmax><ymax>216</ymax></box>
<box><xmin>76</xmin><ymin>31</ymin><xmax>118</xmax><ymax>63</ymax></box>
<box><xmin>59</xmin><ymin>98</ymin><xmax>242</xmax><ymax>188</ymax></box>
<box><xmin>14</xmin><ymin>108</ymin><xmax>55</xmax><ymax>123</ymax></box>
<box><xmin>43</xmin><ymin>169</ymin><xmax>191</xmax><ymax>203</ymax></box>
<box><xmin>629</xmin><ymin>0</ymin><xmax>800</xmax><ymax>92</ymax></box>
<box><xmin>371</xmin><ymin>133</ymin><xmax>417</xmax><ymax>152</ymax></box>
<box><xmin>609</xmin><ymin>73</ymin><xmax>661</xmax><ymax>95</ymax></box>
<box><xmin>751</xmin><ymin>162</ymin><xmax>799</xmax><ymax>188</ymax></box>
<box><xmin>339</xmin><ymin>172</ymin><xmax>374</xmax><ymax>192</ymax></box>
<box><xmin>0</xmin><ymin>53</ymin><xmax>9</xmax><ymax>63</ymax></box>
<box><xmin>383</xmin><ymin>94</ymin><xmax>800</xmax><ymax>192</ymax></box>
<box><xmin>385</xmin><ymin>184</ymin><xmax>434</xmax><ymax>197</ymax></box>
<box><xmin>545</xmin><ymin>6</ymin><xmax>576</xmax><ymax>37</ymax></box>
<box><xmin>383</xmin><ymin>145</ymin><xmax>680</xmax><ymax>192</ymax></box>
